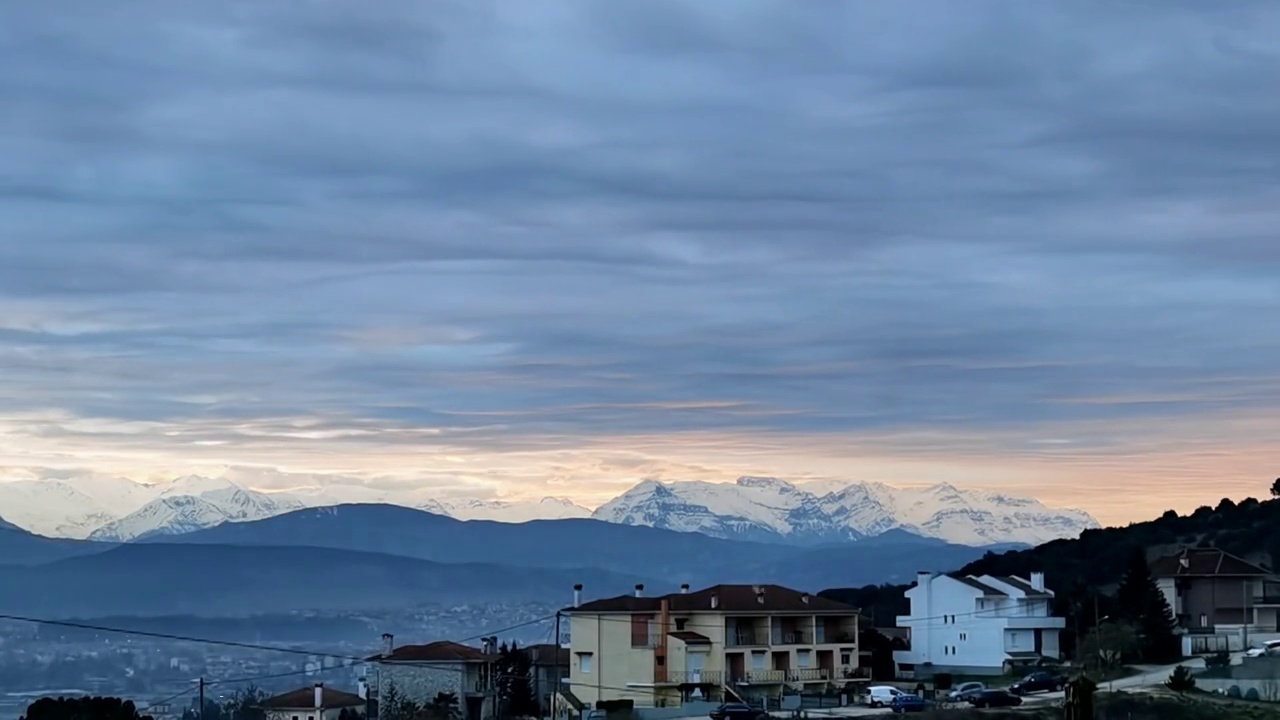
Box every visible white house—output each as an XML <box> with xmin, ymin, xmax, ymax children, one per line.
<box><xmin>894</xmin><ymin>571</ymin><xmax>1065</xmax><ymax>677</ymax></box>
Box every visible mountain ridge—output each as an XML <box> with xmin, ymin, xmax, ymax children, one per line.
<box><xmin>2</xmin><ymin>474</ymin><xmax>1095</xmax><ymax>546</ymax></box>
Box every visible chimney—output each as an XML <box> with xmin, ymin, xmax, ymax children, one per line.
<box><xmin>680</xmin><ymin>583</ymin><xmax>690</xmax><ymax>594</ymax></box>
<box><xmin>357</xmin><ymin>679</ymin><xmax>367</xmax><ymax>700</ymax></box>
<box><xmin>1030</xmin><ymin>572</ymin><xmax>1045</xmax><ymax>591</ymax></box>
<box><xmin>755</xmin><ymin>587</ymin><xmax>765</xmax><ymax>604</ymax></box>
<box><xmin>917</xmin><ymin>571</ymin><xmax>931</xmax><ymax>587</ymax></box>
<box><xmin>574</xmin><ymin>583</ymin><xmax>583</xmax><ymax>608</ymax></box>
<box><xmin>314</xmin><ymin>683</ymin><xmax>323</xmax><ymax>709</ymax></box>
<box><xmin>382</xmin><ymin>633</ymin><xmax>394</xmax><ymax>656</ymax></box>
<box><xmin>711</xmin><ymin>592</ymin><xmax>719</xmax><ymax>609</ymax></box>
<box><xmin>635</xmin><ymin>584</ymin><xmax>644</xmax><ymax>598</ymax></box>
<box><xmin>801</xmin><ymin>594</ymin><xmax>809</xmax><ymax>605</ymax></box>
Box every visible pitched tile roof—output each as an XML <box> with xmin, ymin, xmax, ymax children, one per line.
<box><xmin>371</xmin><ymin>640</ymin><xmax>488</xmax><ymax>663</ymax></box>
<box><xmin>567</xmin><ymin>584</ymin><xmax>857</xmax><ymax>614</ymax></box>
<box><xmin>1149</xmin><ymin>548</ymin><xmax>1274</xmax><ymax>578</ymax></box>
<box><xmin>668</xmin><ymin>631</ymin><xmax>712</xmax><ymax>644</ymax></box>
<box><xmin>261</xmin><ymin>686</ymin><xmax>364</xmax><ymax>710</ymax></box>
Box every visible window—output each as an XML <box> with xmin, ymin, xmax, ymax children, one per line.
<box><xmin>752</xmin><ymin>651</ymin><xmax>766</xmax><ymax>670</ymax></box>
<box><xmin>578</xmin><ymin>652</ymin><xmax>593</xmax><ymax>673</ymax></box>
<box><xmin>657</xmin><ymin>655</ymin><xmax>665</xmax><ymax>666</ymax></box>
<box><xmin>797</xmin><ymin>650</ymin><xmax>811</xmax><ymax>668</ymax></box>
<box><xmin>960</xmin><ymin>633</ymin><xmax>968</xmax><ymax>641</ymax></box>
<box><xmin>840</xmin><ymin>652</ymin><xmax>851</xmax><ymax>665</ymax></box>
<box><xmin>674</xmin><ymin>618</ymin><xmax>688</xmax><ymax>631</ymax></box>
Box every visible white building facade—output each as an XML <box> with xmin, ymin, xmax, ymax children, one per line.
<box><xmin>894</xmin><ymin>571</ymin><xmax>1065</xmax><ymax>677</ymax></box>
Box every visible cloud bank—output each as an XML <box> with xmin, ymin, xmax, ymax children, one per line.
<box><xmin>2</xmin><ymin>0</ymin><xmax>1279</xmax><ymax>523</ymax></box>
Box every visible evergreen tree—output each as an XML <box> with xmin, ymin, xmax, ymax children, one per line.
<box><xmin>1115</xmin><ymin>547</ymin><xmax>1180</xmax><ymax>662</ymax></box>
<box><xmin>1165</xmin><ymin>665</ymin><xmax>1196</xmax><ymax>693</ymax></box>
<box><xmin>1115</xmin><ymin>547</ymin><xmax>1153</xmax><ymax>622</ymax></box>
<box><xmin>495</xmin><ymin>642</ymin><xmax>537</xmax><ymax>718</ymax></box>
<box><xmin>1139</xmin><ymin>582</ymin><xmax>1182</xmax><ymax>663</ymax></box>
<box><xmin>424</xmin><ymin>693</ymin><xmax>460</xmax><ymax>720</ymax></box>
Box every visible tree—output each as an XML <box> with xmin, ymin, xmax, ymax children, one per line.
<box><xmin>1114</xmin><ymin>547</ymin><xmax>1180</xmax><ymax>663</ymax></box>
<box><xmin>380</xmin><ymin>681</ymin><xmax>422</xmax><ymax>720</ymax></box>
<box><xmin>22</xmin><ymin>697</ymin><xmax>155</xmax><ymax>720</ymax></box>
<box><xmin>1078</xmin><ymin>620</ymin><xmax>1140</xmax><ymax>671</ymax></box>
<box><xmin>222</xmin><ymin>686</ymin><xmax>266</xmax><ymax>720</ymax></box>
<box><xmin>1116</xmin><ymin>548</ymin><xmax>1154</xmax><ymax>623</ymax></box>
<box><xmin>1271</xmin><ymin>478</ymin><xmax>1280</xmax><ymax>498</ymax></box>
<box><xmin>423</xmin><ymin>693</ymin><xmax>460</xmax><ymax>720</ymax></box>
<box><xmin>1139</xmin><ymin>581</ymin><xmax>1182</xmax><ymax>664</ymax></box>
<box><xmin>495</xmin><ymin>642</ymin><xmax>537</xmax><ymax>718</ymax></box>
<box><xmin>1165</xmin><ymin>665</ymin><xmax>1196</xmax><ymax>693</ymax></box>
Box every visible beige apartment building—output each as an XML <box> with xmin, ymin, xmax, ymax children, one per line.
<box><xmin>562</xmin><ymin>583</ymin><xmax>861</xmax><ymax>709</ymax></box>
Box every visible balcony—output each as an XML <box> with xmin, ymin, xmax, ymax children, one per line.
<box><xmin>787</xmin><ymin>668</ymin><xmax>829</xmax><ymax>683</ymax></box>
<box><xmin>730</xmin><ymin>670</ymin><xmax>785</xmax><ymax>685</ymax></box>
<box><xmin>631</xmin><ymin>630</ymin><xmax>662</xmax><ymax>648</ymax></box>
<box><xmin>815</xmin><ymin>628</ymin><xmax>857</xmax><ymax>644</ymax></box>
<box><xmin>1003</xmin><ymin>616</ymin><xmax>1067</xmax><ymax>629</ymax></box>
<box><xmin>771</xmin><ymin>630</ymin><xmax>810</xmax><ymax>645</ymax></box>
<box><xmin>666</xmin><ymin>670</ymin><xmax>723</xmax><ymax>685</ymax></box>
<box><xmin>834</xmin><ymin>666</ymin><xmax>870</xmax><ymax>681</ymax></box>
<box><xmin>726</xmin><ymin>630</ymin><xmax>767</xmax><ymax>647</ymax></box>
<box><xmin>1254</xmin><ymin>595</ymin><xmax>1280</xmax><ymax>607</ymax></box>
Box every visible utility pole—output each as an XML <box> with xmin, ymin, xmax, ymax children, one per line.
<box><xmin>199</xmin><ymin>677</ymin><xmax>205</xmax><ymax>720</ymax></box>
<box><xmin>552</xmin><ymin>612</ymin><xmax>562</xmax><ymax>720</ymax></box>
<box><xmin>1244</xmin><ymin>579</ymin><xmax>1251</xmax><ymax>650</ymax></box>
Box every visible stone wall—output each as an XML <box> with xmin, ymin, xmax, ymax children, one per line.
<box><xmin>377</xmin><ymin>662</ymin><xmax>470</xmax><ymax>703</ymax></box>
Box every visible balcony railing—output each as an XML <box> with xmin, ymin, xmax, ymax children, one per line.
<box><xmin>666</xmin><ymin>670</ymin><xmax>723</xmax><ymax>685</ymax></box>
<box><xmin>729</xmin><ymin>670</ymin><xmax>787</xmax><ymax>685</ymax></box>
<box><xmin>726</xmin><ymin>630</ymin><xmax>767</xmax><ymax>647</ymax></box>
<box><xmin>631</xmin><ymin>631</ymin><xmax>662</xmax><ymax>648</ymax></box>
<box><xmin>1254</xmin><ymin>595</ymin><xmax>1280</xmax><ymax>606</ymax></box>
<box><xmin>815</xmin><ymin>628</ymin><xmax>858</xmax><ymax>644</ymax></box>
<box><xmin>835</xmin><ymin>665</ymin><xmax>870</xmax><ymax>680</ymax></box>
<box><xmin>771</xmin><ymin>630</ymin><xmax>809</xmax><ymax>645</ymax></box>
<box><xmin>787</xmin><ymin>668</ymin><xmax>829</xmax><ymax>683</ymax></box>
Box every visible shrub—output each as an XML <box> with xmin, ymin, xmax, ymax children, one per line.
<box><xmin>1165</xmin><ymin>665</ymin><xmax>1196</xmax><ymax>693</ymax></box>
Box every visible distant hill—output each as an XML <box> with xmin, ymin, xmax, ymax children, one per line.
<box><xmin>156</xmin><ymin>503</ymin><xmax>803</xmax><ymax>581</ymax></box>
<box><xmin>0</xmin><ymin>542</ymin><xmax>652</xmax><ymax>617</ymax></box>
<box><xmin>152</xmin><ymin>503</ymin><xmax>1009</xmax><ymax>593</ymax></box>
<box><xmin>956</xmin><ymin>493</ymin><xmax>1280</xmax><ymax>593</ymax></box>
<box><xmin>746</xmin><ymin>534</ymin><xmax>1015</xmax><ymax>589</ymax></box>
<box><xmin>0</xmin><ymin>526</ymin><xmax>112</xmax><ymax>566</ymax></box>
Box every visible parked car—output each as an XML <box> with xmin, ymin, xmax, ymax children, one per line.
<box><xmin>946</xmin><ymin>682</ymin><xmax>986</xmax><ymax>702</ymax></box>
<box><xmin>967</xmin><ymin>690</ymin><xmax>1023</xmax><ymax>708</ymax></box>
<box><xmin>889</xmin><ymin>694</ymin><xmax>934</xmax><ymax>714</ymax></box>
<box><xmin>865</xmin><ymin>686</ymin><xmax>906</xmax><ymax>708</ymax></box>
<box><xmin>1245</xmin><ymin>640</ymin><xmax>1280</xmax><ymax>658</ymax></box>
<box><xmin>1009</xmin><ymin>670</ymin><xmax>1067</xmax><ymax>695</ymax></box>
<box><xmin>708</xmin><ymin>703</ymin><xmax>766</xmax><ymax>720</ymax></box>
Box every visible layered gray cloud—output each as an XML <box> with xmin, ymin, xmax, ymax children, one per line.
<box><xmin>2</xmin><ymin>0</ymin><xmax>1279</xmax><ymax>510</ymax></box>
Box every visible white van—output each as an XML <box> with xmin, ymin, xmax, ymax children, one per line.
<box><xmin>864</xmin><ymin>686</ymin><xmax>904</xmax><ymax>708</ymax></box>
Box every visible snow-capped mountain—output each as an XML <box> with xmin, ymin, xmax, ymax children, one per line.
<box><xmin>0</xmin><ymin>479</ymin><xmax>123</xmax><ymax>539</ymax></box>
<box><xmin>5</xmin><ymin>469</ymin><xmax>1096</xmax><ymax>547</ymax></box>
<box><xmin>416</xmin><ymin>497</ymin><xmax>592</xmax><ymax>523</ymax></box>
<box><xmin>593</xmin><ymin>477</ymin><xmax>1098</xmax><ymax>546</ymax></box>
<box><xmin>87</xmin><ymin>480</ymin><xmax>304</xmax><ymax>541</ymax></box>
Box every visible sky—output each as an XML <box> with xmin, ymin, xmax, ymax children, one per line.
<box><xmin>1</xmin><ymin>0</ymin><xmax>1278</xmax><ymax>526</ymax></box>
